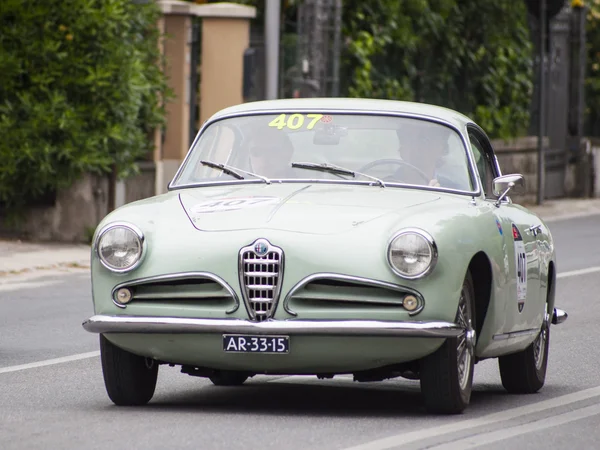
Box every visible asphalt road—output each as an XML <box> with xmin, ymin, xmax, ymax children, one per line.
<box><xmin>1</xmin><ymin>213</ymin><xmax>599</xmax><ymax>450</ymax></box>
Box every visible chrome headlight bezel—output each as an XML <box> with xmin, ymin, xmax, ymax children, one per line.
<box><xmin>387</xmin><ymin>228</ymin><xmax>438</xmax><ymax>280</ymax></box>
<box><xmin>94</xmin><ymin>222</ymin><xmax>145</xmax><ymax>273</ymax></box>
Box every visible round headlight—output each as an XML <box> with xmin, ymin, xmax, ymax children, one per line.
<box><xmin>97</xmin><ymin>223</ymin><xmax>144</xmax><ymax>272</ymax></box>
<box><xmin>387</xmin><ymin>229</ymin><xmax>437</xmax><ymax>279</ymax></box>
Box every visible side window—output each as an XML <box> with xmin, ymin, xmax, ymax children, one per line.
<box><xmin>468</xmin><ymin>132</ymin><xmax>497</xmax><ymax>198</ymax></box>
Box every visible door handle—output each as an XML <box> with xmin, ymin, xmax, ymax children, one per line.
<box><xmin>527</xmin><ymin>224</ymin><xmax>542</xmax><ymax>237</ymax></box>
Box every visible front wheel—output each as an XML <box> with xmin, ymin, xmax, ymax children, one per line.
<box><xmin>100</xmin><ymin>334</ymin><xmax>158</xmax><ymax>406</ymax></box>
<box><xmin>498</xmin><ymin>307</ymin><xmax>550</xmax><ymax>394</ymax></box>
<box><xmin>419</xmin><ymin>271</ymin><xmax>476</xmax><ymax>414</ymax></box>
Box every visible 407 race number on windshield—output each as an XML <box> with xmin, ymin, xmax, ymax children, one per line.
<box><xmin>268</xmin><ymin>113</ymin><xmax>330</xmax><ymax>130</ymax></box>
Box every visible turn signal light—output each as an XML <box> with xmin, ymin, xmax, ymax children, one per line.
<box><xmin>403</xmin><ymin>294</ymin><xmax>419</xmax><ymax>312</ymax></box>
<box><xmin>116</xmin><ymin>288</ymin><xmax>133</xmax><ymax>304</ymax></box>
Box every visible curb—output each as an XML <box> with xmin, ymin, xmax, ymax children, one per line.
<box><xmin>0</xmin><ymin>260</ymin><xmax>90</xmax><ymax>277</ymax></box>
<box><xmin>0</xmin><ymin>242</ymin><xmax>91</xmax><ymax>277</ymax></box>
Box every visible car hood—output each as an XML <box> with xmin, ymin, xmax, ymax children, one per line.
<box><xmin>178</xmin><ymin>183</ymin><xmax>441</xmax><ymax>235</ymax></box>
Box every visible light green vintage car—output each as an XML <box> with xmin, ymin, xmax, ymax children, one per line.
<box><xmin>83</xmin><ymin>98</ymin><xmax>567</xmax><ymax>414</ymax></box>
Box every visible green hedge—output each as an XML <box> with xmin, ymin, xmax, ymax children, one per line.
<box><xmin>341</xmin><ymin>0</ymin><xmax>534</xmax><ymax>139</ymax></box>
<box><xmin>0</xmin><ymin>0</ymin><xmax>169</xmax><ymax>212</ymax></box>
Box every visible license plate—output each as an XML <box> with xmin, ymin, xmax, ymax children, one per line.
<box><xmin>223</xmin><ymin>335</ymin><xmax>289</xmax><ymax>353</ymax></box>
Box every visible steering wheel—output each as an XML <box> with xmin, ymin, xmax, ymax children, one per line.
<box><xmin>357</xmin><ymin>158</ymin><xmax>431</xmax><ymax>184</ymax></box>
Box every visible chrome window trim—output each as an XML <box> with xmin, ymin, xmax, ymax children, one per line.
<box><xmin>283</xmin><ymin>272</ymin><xmax>425</xmax><ymax>317</ymax></box>
<box><xmin>167</xmin><ymin>109</ymin><xmax>484</xmax><ymax>198</ymax></box>
<box><xmin>238</xmin><ymin>239</ymin><xmax>285</xmax><ymax>321</ymax></box>
<box><xmin>466</xmin><ymin>123</ymin><xmax>503</xmax><ymax>177</ymax></box>
<box><xmin>386</xmin><ymin>228</ymin><xmax>439</xmax><ymax>280</ymax></box>
<box><xmin>94</xmin><ymin>221</ymin><xmax>146</xmax><ymax>274</ymax></box>
<box><xmin>110</xmin><ymin>272</ymin><xmax>240</xmax><ymax>314</ymax></box>
<box><xmin>465</xmin><ymin>123</ymin><xmax>504</xmax><ymax>199</ymax></box>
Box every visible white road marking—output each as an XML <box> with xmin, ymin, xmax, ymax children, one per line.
<box><xmin>429</xmin><ymin>403</ymin><xmax>600</xmax><ymax>450</ymax></box>
<box><xmin>340</xmin><ymin>385</ymin><xmax>600</xmax><ymax>450</ymax></box>
<box><xmin>557</xmin><ymin>266</ymin><xmax>600</xmax><ymax>279</ymax></box>
<box><xmin>0</xmin><ymin>279</ymin><xmax>63</xmax><ymax>293</ymax></box>
<box><xmin>0</xmin><ymin>351</ymin><xmax>100</xmax><ymax>375</ymax></box>
<box><xmin>0</xmin><ymin>267</ymin><xmax>89</xmax><ymax>293</ymax></box>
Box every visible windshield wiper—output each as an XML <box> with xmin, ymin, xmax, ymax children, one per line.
<box><xmin>291</xmin><ymin>161</ymin><xmax>386</xmax><ymax>188</ymax></box>
<box><xmin>200</xmin><ymin>160</ymin><xmax>271</xmax><ymax>184</ymax></box>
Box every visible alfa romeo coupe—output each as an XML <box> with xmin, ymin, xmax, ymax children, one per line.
<box><xmin>83</xmin><ymin>98</ymin><xmax>567</xmax><ymax>414</ymax></box>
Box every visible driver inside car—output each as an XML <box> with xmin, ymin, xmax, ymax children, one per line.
<box><xmin>388</xmin><ymin>122</ymin><xmax>452</xmax><ymax>187</ymax></box>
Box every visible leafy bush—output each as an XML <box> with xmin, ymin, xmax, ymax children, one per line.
<box><xmin>0</xmin><ymin>0</ymin><xmax>169</xmax><ymax>211</ymax></box>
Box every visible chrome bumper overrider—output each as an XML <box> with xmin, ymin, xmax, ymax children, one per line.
<box><xmin>552</xmin><ymin>308</ymin><xmax>568</xmax><ymax>325</ymax></box>
<box><xmin>82</xmin><ymin>315</ymin><xmax>463</xmax><ymax>338</ymax></box>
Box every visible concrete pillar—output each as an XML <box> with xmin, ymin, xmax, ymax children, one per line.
<box><xmin>153</xmin><ymin>1</ymin><xmax>256</xmax><ymax>196</ymax></box>
<box><xmin>155</xmin><ymin>0</ymin><xmax>202</xmax><ymax>194</ymax></box>
<box><xmin>196</xmin><ymin>3</ymin><xmax>256</xmax><ymax>124</ymax></box>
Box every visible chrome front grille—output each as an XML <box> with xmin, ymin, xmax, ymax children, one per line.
<box><xmin>239</xmin><ymin>239</ymin><xmax>284</xmax><ymax>321</ymax></box>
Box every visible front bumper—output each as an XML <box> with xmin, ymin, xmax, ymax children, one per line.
<box><xmin>82</xmin><ymin>315</ymin><xmax>463</xmax><ymax>338</ymax></box>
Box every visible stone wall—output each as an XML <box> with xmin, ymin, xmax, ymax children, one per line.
<box><xmin>491</xmin><ymin>136</ymin><xmax>598</xmax><ymax>205</ymax></box>
<box><xmin>584</xmin><ymin>138</ymin><xmax>600</xmax><ymax>198</ymax></box>
<box><xmin>115</xmin><ymin>161</ymin><xmax>157</xmax><ymax>208</ymax></box>
<box><xmin>0</xmin><ymin>173</ymin><xmax>110</xmax><ymax>243</ymax></box>
<box><xmin>491</xmin><ymin>136</ymin><xmax>546</xmax><ymax>205</ymax></box>
<box><xmin>0</xmin><ymin>162</ymin><xmax>158</xmax><ymax>243</ymax></box>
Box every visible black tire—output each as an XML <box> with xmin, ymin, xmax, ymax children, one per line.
<box><xmin>100</xmin><ymin>334</ymin><xmax>158</xmax><ymax>406</ymax></box>
<box><xmin>498</xmin><ymin>308</ymin><xmax>550</xmax><ymax>394</ymax></box>
<box><xmin>420</xmin><ymin>270</ymin><xmax>476</xmax><ymax>414</ymax></box>
<box><xmin>209</xmin><ymin>371</ymin><xmax>249</xmax><ymax>386</ymax></box>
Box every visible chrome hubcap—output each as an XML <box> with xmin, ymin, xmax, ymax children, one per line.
<box><xmin>456</xmin><ymin>290</ymin><xmax>474</xmax><ymax>391</ymax></box>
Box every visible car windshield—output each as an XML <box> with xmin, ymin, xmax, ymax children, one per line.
<box><xmin>171</xmin><ymin>112</ymin><xmax>476</xmax><ymax>192</ymax></box>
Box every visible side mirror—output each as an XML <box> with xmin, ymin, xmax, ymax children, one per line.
<box><xmin>493</xmin><ymin>174</ymin><xmax>526</xmax><ymax>206</ymax></box>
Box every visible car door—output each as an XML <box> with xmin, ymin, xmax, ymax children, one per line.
<box><xmin>468</xmin><ymin>128</ymin><xmax>543</xmax><ymax>334</ymax></box>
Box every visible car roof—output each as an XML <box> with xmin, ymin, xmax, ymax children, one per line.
<box><xmin>208</xmin><ymin>97</ymin><xmax>476</xmax><ymax>129</ymax></box>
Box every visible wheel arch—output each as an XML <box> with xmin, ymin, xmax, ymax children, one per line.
<box><xmin>467</xmin><ymin>251</ymin><xmax>493</xmax><ymax>341</ymax></box>
<box><xmin>546</xmin><ymin>260</ymin><xmax>556</xmax><ymax>314</ymax></box>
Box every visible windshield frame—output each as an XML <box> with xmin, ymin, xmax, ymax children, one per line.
<box><xmin>168</xmin><ymin>108</ymin><xmax>483</xmax><ymax>197</ymax></box>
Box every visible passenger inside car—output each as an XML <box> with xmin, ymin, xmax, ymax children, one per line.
<box><xmin>245</xmin><ymin>128</ymin><xmax>296</xmax><ymax>178</ymax></box>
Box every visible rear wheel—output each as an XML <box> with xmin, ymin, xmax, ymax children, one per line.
<box><xmin>420</xmin><ymin>271</ymin><xmax>476</xmax><ymax>414</ymax></box>
<box><xmin>498</xmin><ymin>304</ymin><xmax>550</xmax><ymax>394</ymax></box>
<box><xmin>209</xmin><ymin>371</ymin><xmax>249</xmax><ymax>386</ymax></box>
<box><xmin>100</xmin><ymin>334</ymin><xmax>158</xmax><ymax>406</ymax></box>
